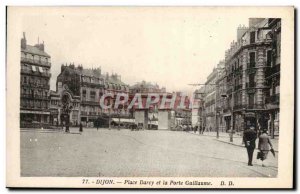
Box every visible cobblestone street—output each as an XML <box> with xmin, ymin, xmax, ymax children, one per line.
<box><xmin>21</xmin><ymin>128</ymin><xmax>278</xmax><ymax>177</ymax></box>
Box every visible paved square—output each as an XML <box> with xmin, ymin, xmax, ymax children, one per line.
<box><xmin>21</xmin><ymin>128</ymin><xmax>278</xmax><ymax>177</ymax></box>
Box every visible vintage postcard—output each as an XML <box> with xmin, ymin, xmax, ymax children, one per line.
<box><xmin>6</xmin><ymin>6</ymin><xmax>294</xmax><ymax>189</ymax></box>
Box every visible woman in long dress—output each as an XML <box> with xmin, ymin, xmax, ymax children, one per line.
<box><xmin>258</xmin><ymin>130</ymin><xmax>273</xmax><ymax>167</ymax></box>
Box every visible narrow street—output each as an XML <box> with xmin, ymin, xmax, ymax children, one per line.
<box><xmin>21</xmin><ymin>128</ymin><xmax>278</xmax><ymax>177</ymax></box>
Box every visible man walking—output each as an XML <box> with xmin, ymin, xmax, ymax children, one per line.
<box><xmin>243</xmin><ymin>126</ymin><xmax>257</xmax><ymax>166</ymax></box>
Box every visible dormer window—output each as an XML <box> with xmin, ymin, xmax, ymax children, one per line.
<box><xmin>250</xmin><ymin>31</ymin><xmax>256</xmax><ymax>44</ymax></box>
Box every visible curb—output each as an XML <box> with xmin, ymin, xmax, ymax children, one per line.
<box><xmin>187</xmin><ymin>132</ymin><xmax>240</xmax><ymax>138</ymax></box>
<box><xmin>215</xmin><ymin>139</ymin><xmax>278</xmax><ymax>153</ymax></box>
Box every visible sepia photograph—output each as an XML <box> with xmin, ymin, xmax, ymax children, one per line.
<box><xmin>6</xmin><ymin>6</ymin><xmax>294</xmax><ymax>188</ymax></box>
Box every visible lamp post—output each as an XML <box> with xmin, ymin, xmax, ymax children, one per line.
<box><xmin>108</xmin><ymin>99</ymin><xmax>111</xmax><ymax>130</ymax></box>
<box><xmin>62</xmin><ymin>93</ymin><xmax>73</xmax><ymax>133</ymax></box>
<box><xmin>220</xmin><ymin>93</ymin><xmax>234</xmax><ymax>142</ymax></box>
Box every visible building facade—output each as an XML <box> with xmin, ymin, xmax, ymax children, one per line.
<box><xmin>215</xmin><ymin>60</ymin><xmax>227</xmax><ymax>132</ymax></box>
<box><xmin>224</xmin><ymin>18</ymin><xmax>274</xmax><ymax>133</ymax></box>
<box><xmin>20</xmin><ymin>33</ymin><xmax>52</xmax><ymax>128</ymax></box>
<box><xmin>204</xmin><ymin>68</ymin><xmax>217</xmax><ymax>131</ymax></box>
<box><xmin>264</xmin><ymin>18</ymin><xmax>281</xmax><ymax>137</ymax></box>
<box><xmin>129</xmin><ymin>81</ymin><xmax>166</xmax><ymax>129</ymax></box>
<box><xmin>50</xmin><ymin>64</ymin><xmax>130</xmax><ymax>127</ymax></box>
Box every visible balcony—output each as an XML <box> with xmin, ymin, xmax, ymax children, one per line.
<box><xmin>233</xmin><ymin>68</ymin><xmax>242</xmax><ymax>77</ymax></box>
<box><xmin>265</xmin><ymin>94</ymin><xmax>280</xmax><ymax>104</ymax></box>
<box><xmin>21</xmin><ymin>68</ymin><xmax>51</xmax><ymax>77</ymax></box>
<box><xmin>81</xmin><ymin>81</ymin><xmax>105</xmax><ymax>88</ymax></box>
<box><xmin>21</xmin><ymin>82</ymin><xmax>50</xmax><ymax>90</ymax></box>
<box><xmin>246</xmin><ymin>63</ymin><xmax>257</xmax><ymax>74</ymax></box>
<box><xmin>226</xmin><ymin>88</ymin><xmax>233</xmax><ymax>95</ymax></box>
<box><xmin>234</xmin><ymin>84</ymin><xmax>242</xmax><ymax>91</ymax></box>
<box><xmin>233</xmin><ymin>104</ymin><xmax>244</xmax><ymax>110</ymax></box>
<box><xmin>205</xmin><ymin>112</ymin><xmax>215</xmax><ymax>117</ymax></box>
<box><xmin>21</xmin><ymin>57</ymin><xmax>51</xmax><ymax>67</ymax></box>
<box><xmin>21</xmin><ymin>94</ymin><xmax>49</xmax><ymax>100</ymax></box>
<box><xmin>265</xmin><ymin>64</ymin><xmax>280</xmax><ymax>79</ymax></box>
<box><xmin>89</xmin><ymin>112</ymin><xmax>97</xmax><ymax>116</ymax></box>
<box><xmin>81</xmin><ymin>100</ymin><xmax>99</xmax><ymax>105</ymax></box>
<box><xmin>233</xmin><ymin>103</ymin><xmax>265</xmax><ymax>110</ymax></box>
<box><xmin>246</xmin><ymin>82</ymin><xmax>256</xmax><ymax>88</ymax></box>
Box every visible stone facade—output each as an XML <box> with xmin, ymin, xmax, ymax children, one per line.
<box><xmin>224</xmin><ymin>18</ymin><xmax>273</xmax><ymax>133</ymax></box>
<box><xmin>264</xmin><ymin>18</ymin><xmax>281</xmax><ymax>137</ymax></box>
<box><xmin>204</xmin><ymin>68</ymin><xmax>217</xmax><ymax>131</ymax></box>
<box><xmin>50</xmin><ymin>64</ymin><xmax>129</xmax><ymax>127</ymax></box>
<box><xmin>20</xmin><ymin>33</ymin><xmax>52</xmax><ymax>128</ymax></box>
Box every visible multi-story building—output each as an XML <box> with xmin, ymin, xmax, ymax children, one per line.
<box><xmin>191</xmin><ymin>95</ymin><xmax>200</xmax><ymax>128</ymax></box>
<box><xmin>264</xmin><ymin>18</ymin><xmax>281</xmax><ymax>137</ymax></box>
<box><xmin>51</xmin><ymin>64</ymin><xmax>129</xmax><ymax>127</ymax></box>
<box><xmin>224</xmin><ymin>18</ymin><xmax>273</xmax><ymax>133</ymax></box>
<box><xmin>129</xmin><ymin>81</ymin><xmax>167</xmax><ymax>129</ymax></box>
<box><xmin>20</xmin><ymin>33</ymin><xmax>52</xmax><ymax>128</ymax></box>
<box><xmin>215</xmin><ymin>60</ymin><xmax>227</xmax><ymax>132</ymax></box>
<box><xmin>130</xmin><ymin>80</ymin><xmax>166</xmax><ymax>94</ymax></box>
<box><xmin>204</xmin><ymin>68</ymin><xmax>217</xmax><ymax>131</ymax></box>
<box><xmin>196</xmin><ymin>87</ymin><xmax>206</xmax><ymax>131</ymax></box>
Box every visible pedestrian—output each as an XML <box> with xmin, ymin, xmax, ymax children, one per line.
<box><xmin>243</xmin><ymin>126</ymin><xmax>257</xmax><ymax>166</ymax></box>
<box><xmin>258</xmin><ymin>130</ymin><xmax>273</xmax><ymax>167</ymax></box>
<box><xmin>96</xmin><ymin>120</ymin><xmax>99</xmax><ymax>131</ymax></box>
<box><xmin>79</xmin><ymin>122</ymin><xmax>83</xmax><ymax>132</ymax></box>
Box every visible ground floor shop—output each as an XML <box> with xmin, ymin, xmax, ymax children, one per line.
<box><xmin>20</xmin><ymin>109</ymin><xmax>50</xmax><ymax>128</ymax></box>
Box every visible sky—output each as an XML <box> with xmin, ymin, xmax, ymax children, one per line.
<box><xmin>18</xmin><ymin>7</ymin><xmax>249</xmax><ymax>94</ymax></box>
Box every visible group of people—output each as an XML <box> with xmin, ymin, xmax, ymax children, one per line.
<box><xmin>243</xmin><ymin>126</ymin><xmax>274</xmax><ymax>167</ymax></box>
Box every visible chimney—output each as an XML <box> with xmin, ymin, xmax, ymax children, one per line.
<box><xmin>34</xmin><ymin>40</ymin><xmax>45</xmax><ymax>52</ymax></box>
<box><xmin>61</xmin><ymin>64</ymin><xmax>66</xmax><ymax>72</ymax></box>
<box><xmin>21</xmin><ymin>32</ymin><xmax>27</xmax><ymax>49</ymax></box>
<box><xmin>249</xmin><ymin>18</ymin><xmax>265</xmax><ymax>28</ymax></box>
<box><xmin>77</xmin><ymin>64</ymin><xmax>83</xmax><ymax>71</ymax></box>
<box><xmin>237</xmin><ymin>24</ymin><xmax>248</xmax><ymax>40</ymax></box>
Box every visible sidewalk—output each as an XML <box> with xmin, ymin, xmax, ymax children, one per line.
<box><xmin>188</xmin><ymin>131</ymin><xmax>279</xmax><ymax>152</ymax></box>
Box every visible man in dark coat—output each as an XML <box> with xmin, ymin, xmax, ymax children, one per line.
<box><xmin>79</xmin><ymin>122</ymin><xmax>83</xmax><ymax>132</ymax></box>
<box><xmin>243</xmin><ymin>126</ymin><xmax>257</xmax><ymax>166</ymax></box>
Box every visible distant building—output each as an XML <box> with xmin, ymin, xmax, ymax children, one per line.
<box><xmin>51</xmin><ymin>64</ymin><xmax>129</xmax><ymax>127</ymax></box>
<box><xmin>130</xmin><ymin>80</ymin><xmax>166</xmax><ymax>94</ymax></box>
<box><xmin>195</xmin><ymin>87</ymin><xmax>206</xmax><ymax>131</ymax></box>
<box><xmin>204</xmin><ymin>68</ymin><xmax>218</xmax><ymax>131</ymax></box>
<box><xmin>191</xmin><ymin>95</ymin><xmax>200</xmax><ymax>128</ymax></box>
<box><xmin>129</xmin><ymin>81</ymin><xmax>166</xmax><ymax>130</ymax></box>
<box><xmin>20</xmin><ymin>33</ymin><xmax>52</xmax><ymax>128</ymax></box>
<box><xmin>215</xmin><ymin>60</ymin><xmax>227</xmax><ymax>132</ymax></box>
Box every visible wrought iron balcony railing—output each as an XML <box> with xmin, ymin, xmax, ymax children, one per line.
<box><xmin>21</xmin><ymin>57</ymin><xmax>51</xmax><ymax>67</ymax></box>
<box><xmin>21</xmin><ymin>68</ymin><xmax>51</xmax><ymax>77</ymax></box>
<box><xmin>21</xmin><ymin>82</ymin><xmax>50</xmax><ymax>89</ymax></box>
<box><xmin>265</xmin><ymin>94</ymin><xmax>280</xmax><ymax>104</ymax></box>
<box><xmin>233</xmin><ymin>103</ymin><xmax>265</xmax><ymax>110</ymax></box>
<box><xmin>265</xmin><ymin>64</ymin><xmax>280</xmax><ymax>78</ymax></box>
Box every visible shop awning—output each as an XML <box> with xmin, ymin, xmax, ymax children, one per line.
<box><xmin>20</xmin><ymin>110</ymin><xmax>50</xmax><ymax>115</ymax></box>
<box><xmin>265</xmin><ymin>104</ymin><xmax>279</xmax><ymax>110</ymax></box>
<box><xmin>111</xmin><ymin>118</ymin><xmax>135</xmax><ymax>123</ymax></box>
<box><xmin>223</xmin><ymin>113</ymin><xmax>232</xmax><ymax>117</ymax></box>
<box><xmin>31</xmin><ymin>65</ymin><xmax>36</xmax><ymax>72</ymax></box>
<box><xmin>39</xmin><ymin>67</ymin><xmax>43</xmax><ymax>72</ymax></box>
<box><xmin>148</xmin><ymin>121</ymin><xmax>158</xmax><ymax>125</ymax></box>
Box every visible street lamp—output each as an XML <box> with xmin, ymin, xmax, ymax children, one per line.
<box><xmin>62</xmin><ymin>93</ymin><xmax>73</xmax><ymax>133</ymax></box>
<box><xmin>221</xmin><ymin>94</ymin><xmax>234</xmax><ymax>142</ymax></box>
<box><xmin>189</xmin><ymin>84</ymin><xmax>220</xmax><ymax>139</ymax></box>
